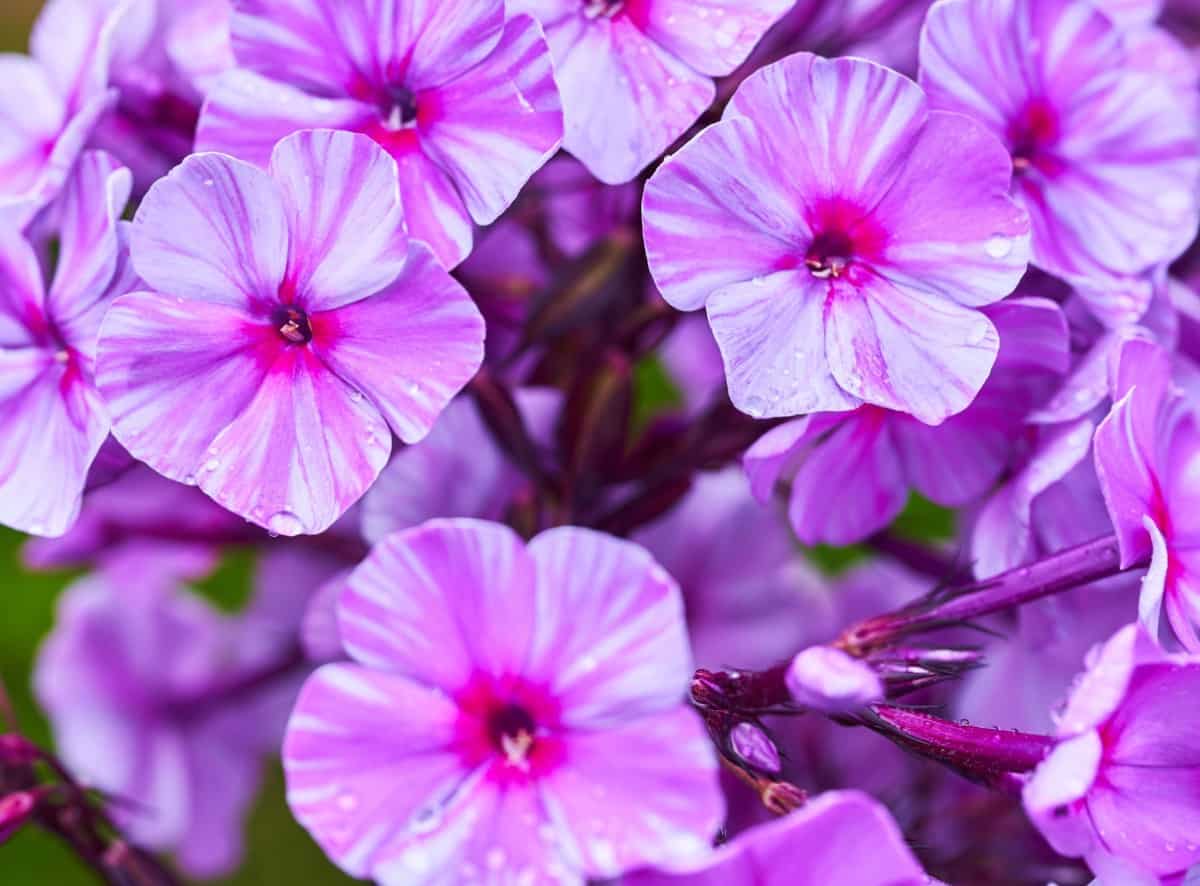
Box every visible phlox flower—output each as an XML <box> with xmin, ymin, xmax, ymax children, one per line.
<box><xmin>643</xmin><ymin>52</ymin><xmax>1030</xmax><ymax>425</ymax></box>
<box><xmin>507</xmin><ymin>0</ymin><xmax>791</xmax><ymax>184</ymax></box>
<box><xmin>744</xmin><ymin>298</ymin><xmax>1067</xmax><ymax>546</ymax></box>
<box><xmin>625</xmin><ymin>790</ymin><xmax>927</xmax><ymax>886</ymax></box>
<box><xmin>0</xmin><ymin>150</ymin><xmax>134</xmax><ymax>536</ymax></box>
<box><xmin>0</xmin><ymin>0</ymin><xmax>126</xmax><ymax>216</ymax></box>
<box><xmin>1023</xmin><ymin>624</ymin><xmax>1200</xmax><ymax>883</ymax></box>
<box><xmin>198</xmin><ymin>0</ymin><xmax>563</xmax><ymax>268</ymax></box>
<box><xmin>96</xmin><ymin>129</ymin><xmax>485</xmax><ymax>537</ymax></box>
<box><xmin>1094</xmin><ymin>338</ymin><xmax>1200</xmax><ymax>648</ymax></box>
<box><xmin>283</xmin><ymin>519</ymin><xmax>723</xmax><ymax>884</ymax></box>
<box><xmin>919</xmin><ymin>0</ymin><xmax>1200</xmax><ymax>319</ymax></box>
<box><xmin>34</xmin><ymin>568</ymin><xmax>301</xmax><ymax>877</ymax></box>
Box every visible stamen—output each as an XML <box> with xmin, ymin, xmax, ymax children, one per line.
<box><xmin>274</xmin><ymin>307</ymin><xmax>313</xmax><ymax>345</ymax></box>
<box><xmin>582</xmin><ymin>0</ymin><xmax>624</xmax><ymax>19</ymax></box>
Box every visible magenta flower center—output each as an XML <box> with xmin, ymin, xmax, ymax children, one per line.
<box><xmin>1006</xmin><ymin>99</ymin><xmax>1061</xmax><ymax>177</ymax></box>
<box><xmin>799</xmin><ymin>198</ymin><xmax>888</xmax><ymax>283</ymax></box>
<box><xmin>486</xmin><ymin>702</ymin><xmax>538</xmax><ymax>769</ymax></box>
<box><xmin>273</xmin><ymin>306</ymin><xmax>313</xmax><ymax>345</ymax></box>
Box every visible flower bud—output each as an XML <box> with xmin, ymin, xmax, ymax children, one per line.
<box><xmin>730</xmin><ymin>722</ymin><xmax>781</xmax><ymax>775</ymax></box>
<box><xmin>0</xmin><ymin>791</ymin><xmax>38</xmax><ymax>845</ymax></box>
<box><xmin>786</xmin><ymin>646</ymin><xmax>882</xmax><ymax>713</ymax></box>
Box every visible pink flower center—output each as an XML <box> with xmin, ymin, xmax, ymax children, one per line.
<box><xmin>1007</xmin><ymin>99</ymin><xmax>1061</xmax><ymax>177</ymax></box>
<box><xmin>273</xmin><ymin>306</ymin><xmax>313</xmax><ymax>345</ymax></box>
<box><xmin>797</xmin><ymin>197</ymin><xmax>888</xmax><ymax>283</ymax></box>
<box><xmin>454</xmin><ymin>674</ymin><xmax>564</xmax><ymax>783</ymax></box>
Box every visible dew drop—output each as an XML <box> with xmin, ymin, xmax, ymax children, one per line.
<box><xmin>183</xmin><ymin>473</ymin><xmax>197</xmax><ymax>486</ymax></box>
<box><xmin>742</xmin><ymin>395</ymin><xmax>767</xmax><ymax>417</ymax></box>
<box><xmin>204</xmin><ymin>458</ymin><xmax>219</xmax><ymax>472</ymax></box>
<box><xmin>410</xmin><ymin>804</ymin><xmax>442</xmax><ymax>834</ymax></box>
<box><xmin>984</xmin><ymin>235</ymin><xmax>1013</xmax><ymax>259</ymax></box>
<box><xmin>202</xmin><ymin>179</ymin><xmax>215</xmax><ymax>187</ymax></box>
<box><xmin>267</xmin><ymin>510</ymin><xmax>304</xmax><ymax>536</ymax></box>
<box><xmin>486</xmin><ymin>847</ymin><xmax>506</xmax><ymax>870</ymax></box>
<box><xmin>335</xmin><ymin>791</ymin><xmax>358</xmax><ymax>812</ymax></box>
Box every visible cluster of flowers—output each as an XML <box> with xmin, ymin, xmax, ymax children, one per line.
<box><xmin>4</xmin><ymin>0</ymin><xmax>1200</xmax><ymax>883</ymax></box>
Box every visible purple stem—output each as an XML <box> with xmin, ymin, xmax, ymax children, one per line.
<box><xmin>841</xmin><ymin>534</ymin><xmax>1134</xmax><ymax>654</ymax></box>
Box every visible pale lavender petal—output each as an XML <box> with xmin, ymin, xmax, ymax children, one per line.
<box><xmin>644</xmin><ymin>116</ymin><xmax>810</xmax><ymax>312</ymax></box>
<box><xmin>131</xmin><ymin>152</ymin><xmax>288</xmax><ymax>307</ymax></box>
<box><xmin>0</xmin><ymin>56</ymin><xmax>66</xmax><ymax>201</ymax></box>
<box><xmin>46</xmin><ymin>150</ymin><xmax>132</xmax><ymax>340</ymax></box>
<box><xmin>392</xmin><ymin>141</ymin><xmax>475</xmax><ymax>269</ymax></box>
<box><xmin>0</xmin><ymin>229</ymin><xmax>47</xmax><ymax>347</ymax></box>
<box><xmin>637</xmin><ymin>0</ymin><xmax>792</xmax><ymax>76</ymax></box>
<box><xmin>1094</xmin><ymin>390</ymin><xmax>1160</xmax><ymax>567</ymax></box>
<box><xmin>872</xmin><ymin>111</ymin><xmax>1030</xmax><ymax>308</ymax></box>
<box><xmin>625</xmin><ymin>790</ymin><xmax>927</xmax><ymax>886</ymax></box>
<box><xmin>196</xmin><ymin>71</ymin><xmax>373</xmax><ymax>168</ymax></box>
<box><xmin>526</xmin><ymin>527</ymin><xmax>693</xmax><ymax>728</ymax></box>
<box><xmin>283</xmin><ymin>663</ymin><xmax>467</xmax><ymax>878</ymax></box>
<box><xmin>97</xmin><ymin>293</ymin><xmax>270</xmax><ymax>490</ymax></box>
<box><xmin>418</xmin><ymin>15</ymin><xmax>562</xmax><ymax>226</ymax></box>
<box><xmin>0</xmin><ymin>351</ymin><xmax>106</xmax><ymax>536</ymax></box>
<box><xmin>539</xmin><ymin>709</ymin><xmax>722</xmax><ymax>878</ymax></box>
<box><xmin>787</xmin><ymin>410</ymin><xmax>907</xmax><ymax>545</ymax></box>
<box><xmin>547</xmin><ymin>13</ymin><xmax>714</xmax><ymax>184</ymax></box>
<box><xmin>1023</xmin><ymin>731</ymin><xmax>1105</xmax><ymax>858</ymax></box>
<box><xmin>707</xmin><ymin>271</ymin><xmax>861</xmax><ymax>418</ymax></box>
<box><xmin>824</xmin><ymin>274</ymin><xmax>999</xmax><ymax>425</ymax></box>
<box><xmin>337</xmin><ymin>519</ymin><xmax>537</xmax><ymax>690</ymax></box>
<box><xmin>197</xmin><ymin>346</ymin><xmax>392</xmax><ymax>536</ymax></box>
<box><xmin>311</xmin><ymin>241</ymin><xmax>485</xmax><ymax>444</ymax></box>
<box><xmin>267</xmin><ymin>130</ymin><xmax>407</xmax><ymax>310</ymax></box>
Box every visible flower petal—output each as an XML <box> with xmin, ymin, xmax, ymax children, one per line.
<box><xmin>311</xmin><ymin>241</ymin><xmax>484</xmax><ymax>444</ymax></box>
<box><xmin>283</xmin><ymin>663</ymin><xmax>467</xmax><ymax>878</ymax></box>
<box><xmin>637</xmin><ymin>0</ymin><xmax>791</xmax><ymax>77</ymax></box>
<box><xmin>337</xmin><ymin>519</ymin><xmax>538</xmax><ymax>690</ymax></box>
<box><xmin>824</xmin><ymin>273</ymin><xmax>999</xmax><ymax>425</ymax></box>
<box><xmin>267</xmin><ymin>130</ymin><xmax>407</xmax><ymax>310</ymax></box>
<box><xmin>131</xmin><ymin>152</ymin><xmax>288</xmax><ymax>308</ymax></box>
<box><xmin>526</xmin><ymin>527</ymin><xmax>693</xmax><ymax>728</ymax></box>
<box><xmin>538</xmin><ymin>709</ymin><xmax>722</xmax><ymax>879</ymax></box>
<box><xmin>418</xmin><ymin>14</ymin><xmax>562</xmax><ymax>226</ymax></box>
<box><xmin>0</xmin><ymin>350</ymin><xmax>106</xmax><ymax>535</ymax></box>
<box><xmin>547</xmin><ymin>13</ymin><xmax>713</xmax><ymax>185</ymax></box>
<box><xmin>707</xmin><ymin>271</ymin><xmax>861</xmax><ymax>419</ymax></box>
<box><xmin>198</xmin><ymin>345</ymin><xmax>392</xmax><ymax>535</ymax></box>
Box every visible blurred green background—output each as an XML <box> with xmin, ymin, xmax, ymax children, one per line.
<box><xmin>0</xmin><ymin>12</ymin><xmax>349</xmax><ymax>885</ymax></box>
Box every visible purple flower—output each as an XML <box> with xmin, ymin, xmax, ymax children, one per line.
<box><xmin>745</xmin><ymin>298</ymin><xmax>1068</xmax><ymax>545</ymax></box>
<box><xmin>34</xmin><ymin>570</ymin><xmax>292</xmax><ymax>877</ymax></box>
<box><xmin>0</xmin><ymin>0</ymin><xmax>124</xmax><ymax>216</ymax></box>
<box><xmin>919</xmin><ymin>0</ymin><xmax>1200</xmax><ymax>300</ymax></box>
<box><xmin>1094</xmin><ymin>338</ymin><xmax>1200</xmax><ymax>648</ymax></box>
<box><xmin>283</xmin><ymin>519</ymin><xmax>723</xmax><ymax>882</ymax></box>
<box><xmin>507</xmin><ymin>0</ymin><xmax>790</xmax><ymax>185</ymax></box>
<box><xmin>0</xmin><ymin>151</ymin><xmax>134</xmax><ymax>536</ymax></box>
<box><xmin>197</xmin><ymin>0</ymin><xmax>563</xmax><ymax>268</ymax></box>
<box><xmin>1023</xmin><ymin>624</ymin><xmax>1200</xmax><ymax>882</ymax></box>
<box><xmin>643</xmin><ymin>53</ymin><xmax>1030</xmax><ymax>424</ymax></box>
<box><xmin>96</xmin><ymin>129</ymin><xmax>485</xmax><ymax>537</ymax></box>
<box><xmin>361</xmin><ymin>388</ymin><xmax>561</xmax><ymax>543</ymax></box>
<box><xmin>625</xmin><ymin>790</ymin><xmax>927</xmax><ymax>885</ymax></box>
<box><xmin>633</xmin><ymin>467</ymin><xmax>819</xmax><ymax>670</ymax></box>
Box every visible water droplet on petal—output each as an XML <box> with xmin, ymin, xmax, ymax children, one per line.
<box><xmin>267</xmin><ymin>510</ymin><xmax>304</xmax><ymax>536</ymax></box>
<box><xmin>486</xmin><ymin>847</ymin><xmax>506</xmax><ymax>869</ymax></box>
<box><xmin>202</xmin><ymin>179</ymin><xmax>215</xmax><ymax>187</ymax></box>
<box><xmin>984</xmin><ymin>235</ymin><xmax>1014</xmax><ymax>259</ymax></box>
<box><xmin>335</xmin><ymin>791</ymin><xmax>358</xmax><ymax>812</ymax></box>
<box><xmin>204</xmin><ymin>459</ymin><xmax>219</xmax><ymax>471</ymax></box>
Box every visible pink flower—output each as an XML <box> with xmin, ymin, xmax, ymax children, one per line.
<box><xmin>0</xmin><ymin>151</ymin><xmax>134</xmax><ymax>536</ymax></box>
<box><xmin>643</xmin><ymin>53</ymin><xmax>1030</xmax><ymax>424</ymax></box>
<box><xmin>0</xmin><ymin>0</ymin><xmax>125</xmax><ymax>217</ymax></box>
<box><xmin>625</xmin><ymin>790</ymin><xmax>927</xmax><ymax>885</ymax></box>
<box><xmin>744</xmin><ymin>298</ymin><xmax>1066</xmax><ymax>545</ymax></box>
<box><xmin>919</xmin><ymin>0</ymin><xmax>1200</xmax><ymax>300</ymax></box>
<box><xmin>1023</xmin><ymin>624</ymin><xmax>1200</xmax><ymax>882</ymax></box>
<box><xmin>283</xmin><ymin>519</ymin><xmax>723</xmax><ymax>883</ymax></box>
<box><xmin>507</xmin><ymin>0</ymin><xmax>791</xmax><ymax>184</ymax></box>
<box><xmin>197</xmin><ymin>0</ymin><xmax>562</xmax><ymax>268</ymax></box>
<box><xmin>1094</xmin><ymin>338</ymin><xmax>1200</xmax><ymax>648</ymax></box>
<box><xmin>96</xmin><ymin>130</ymin><xmax>485</xmax><ymax>537</ymax></box>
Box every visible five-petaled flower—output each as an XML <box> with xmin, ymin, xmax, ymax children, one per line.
<box><xmin>96</xmin><ymin>129</ymin><xmax>485</xmax><ymax>537</ymax></box>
